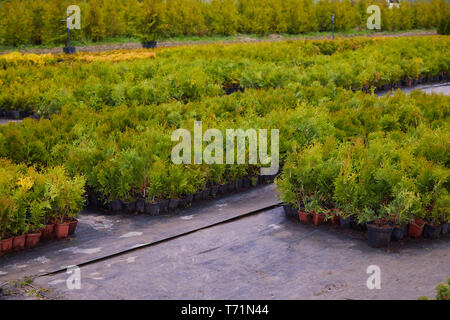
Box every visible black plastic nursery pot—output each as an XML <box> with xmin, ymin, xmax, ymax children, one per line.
<box><xmin>242</xmin><ymin>177</ymin><xmax>252</xmax><ymax>188</ymax></box>
<box><xmin>180</xmin><ymin>194</ymin><xmax>194</xmax><ymax>208</ymax></box>
<box><xmin>282</xmin><ymin>204</ymin><xmax>298</xmax><ymax>219</ymax></box>
<box><xmin>234</xmin><ymin>179</ymin><xmax>243</xmax><ymax>190</ymax></box>
<box><xmin>257</xmin><ymin>175</ymin><xmax>265</xmax><ymax>185</ymax></box>
<box><xmin>350</xmin><ymin>217</ymin><xmax>368</xmax><ymax>231</ymax></box>
<box><xmin>210</xmin><ymin>185</ymin><xmax>219</xmax><ymax>198</ymax></box>
<box><xmin>135</xmin><ymin>199</ymin><xmax>145</xmax><ymax>214</ymax></box>
<box><xmin>194</xmin><ymin>191</ymin><xmax>204</xmax><ymax>202</ymax></box>
<box><xmin>227</xmin><ymin>182</ymin><xmax>236</xmax><ymax>192</ymax></box>
<box><xmin>366</xmin><ymin>222</ymin><xmax>394</xmax><ymax>248</ymax></box>
<box><xmin>339</xmin><ymin>215</ymin><xmax>352</xmax><ymax>228</ymax></box>
<box><xmin>202</xmin><ymin>188</ymin><xmax>211</xmax><ymax>200</ymax></box>
<box><xmin>4</xmin><ymin>110</ymin><xmax>21</xmax><ymax>119</ymax></box>
<box><xmin>63</xmin><ymin>46</ymin><xmax>76</xmax><ymax>54</ymax></box>
<box><xmin>122</xmin><ymin>200</ymin><xmax>136</xmax><ymax>214</ymax></box>
<box><xmin>159</xmin><ymin>199</ymin><xmax>169</xmax><ymax>214</ymax></box>
<box><xmin>141</xmin><ymin>41</ymin><xmax>157</xmax><ymax>48</ymax></box>
<box><xmin>168</xmin><ymin>198</ymin><xmax>180</xmax><ymax>211</ymax></box>
<box><xmin>145</xmin><ymin>202</ymin><xmax>160</xmax><ymax>216</ymax></box>
<box><xmin>442</xmin><ymin>223</ymin><xmax>449</xmax><ymax>235</ymax></box>
<box><xmin>263</xmin><ymin>174</ymin><xmax>276</xmax><ymax>184</ymax></box>
<box><xmin>88</xmin><ymin>192</ymin><xmax>99</xmax><ymax>209</ymax></box>
<box><xmin>423</xmin><ymin>223</ymin><xmax>442</xmax><ymax>239</ymax></box>
<box><xmin>391</xmin><ymin>224</ymin><xmax>408</xmax><ymax>241</ymax></box>
<box><xmin>223</xmin><ymin>83</ymin><xmax>244</xmax><ymax>95</ymax></box>
<box><xmin>218</xmin><ymin>184</ymin><xmax>228</xmax><ymax>195</ymax></box>
<box><xmin>109</xmin><ymin>200</ymin><xmax>122</xmax><ymax>213</ymax></box>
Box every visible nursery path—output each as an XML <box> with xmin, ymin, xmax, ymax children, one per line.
<box><xmin>25</xmin><ymin>207</ymin><xmax>450</xmax><ymax>300</ymax></box>
<box><xmin>0</xmin><ymin>119</ymin><xmax>21</xmax><ymax>125</ymax></box>
<box><xmin>0</xmin><ymin>30</ymin><xmax>436</xmax><ymax>55</ymax></box>
<box><xmin>0</xmin><ymin>184</ymin><xmax>281</xmax><ymax>287</ymax></box>
<box><xmin>377</xmin><ymin>81</ymin><xmax>450</xmax><ymax>96</ymax></box>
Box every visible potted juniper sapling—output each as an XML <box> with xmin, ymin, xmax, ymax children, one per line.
<box><xmin>11</xmin><ymin>177</ymin><xmax>33</xmax><ymax>251</ymax></box>
<box><xmin>143</xmin><ymin>162</ymin><xmax>166</xmax><ymax>215</ymax></box>
<box><xmin>298</xmin><ymin>194</ymin><xmax>313</xmax><ymax>224</ymax></box>
<box><xmin>25</xmin><ymin>200</ymin><xmax>48</xmax><ymax>248</ymax></box>
<box><xmin>382</xmin><ymin>188</ymin><xmax>421</xmax><ymax>241</ymax></box>
<box><xmin>138</xmin><ymin>0</ymin><xmax>165</xmax><ymax>49</ymax></box>
<box><xmin>304</xmin><ymin>193</ymin><xmax>327</xmax><ymax>226</ymax></box>
<box><xmin>0</xmin><ymin>196</ymin><xmax>14</xmax><ymax>254</ymax></box>
<box><xmin>276</xmin><ymin>171</ymin><xmax>302</xmax><ymax>219</ymax></box>
<box><xmin>47</xmin><ymin>167</ymin><xmax>85</xmax><ymax>240</ymax></box>
<box><xmin>423</xmin><ymin>208</ymin><xmax>445</xmax><ymax>240</ymax></box>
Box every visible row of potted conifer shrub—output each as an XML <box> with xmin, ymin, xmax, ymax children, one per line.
<box><xmin>277</xmin><ymin>127</ymin><xmax>449</xmax><ymax>248</ymax></box>
<box><xmin>87</xmin><ymin>173</ymin><xmax>277</xmax><ymax>215</ymax></box>
<box><xmin>0</xmin><ymin>36</ymin><xmax>447</xmax><ymax>115</ymax></box>
<box><xmin>0</xmin><ymin>159</ymin><xmax>85</xmax><ymax>257</ymax></box>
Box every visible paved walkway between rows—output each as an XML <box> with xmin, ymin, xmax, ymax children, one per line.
<box><xmin>0</xmin><ymin>184</ymin><xmax>281</xmax><ymax>284</ymax></box>
<box><xmin>28</xmin><ymin>207</ymin><xmax>450</xmax><ymax>299</ymax></box>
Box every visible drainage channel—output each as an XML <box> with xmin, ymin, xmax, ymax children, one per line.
<box><xmin>39</xmin><ymin>202</ymin><xmax>283</xmax><ymax>278</ymax></box>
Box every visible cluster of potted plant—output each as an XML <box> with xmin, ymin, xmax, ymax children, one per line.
<box><xmin>0</xmin><ymin>159</ymin><xmax>85</xmax><ymax>257</ymax></box>
<box><xmin>278</xmin><ymin>129</ymin><xmax>449</xmax><ymax>248</ymax></box>
<box><xmin>0</xmin><ymin>35</ymin><xmax>448</xmax><ymax>231</ymax></box>
<box><xmin>88</xmin><ymin>171</ymin><xmax>275</xmax><ymax>215</ymax></box>
<box><xmin>0</xmin><ymin>78</ymin><xmax>448</xmax><ymax>225</ymax></box>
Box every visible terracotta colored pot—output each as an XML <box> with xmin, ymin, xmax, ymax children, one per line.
<box><xmin>298</xmin><ymin>211</ymin><xmax>313</xmax><ymax>224</ymax></box>
<box><xmin>1</xmin><ymin>237</ymin><xmax>13</xmax><ymax>254</ymax></box>
<box><xmin>313</xmin><ymin>212</ymin><xmax>326</xmax><ymax>226</ymax></box>
<box><xmin>42</xmin><ymin>224</ymin><xmax>55</xmax><ymax>241</ymax></box>
<box><xmin>408</xmin><ymin>219</ymin><xmax>425</xmax><ymax>239</ymax></box>
<box><xmin>13</xmin><ymin>235</ymin><xmax>26</xmax><ymax>251</ymax></box>
<box><xmin>55</xmin><ymin>222</ymin><xmax>70</xmax><ymax>240</ymax></box>
<box><xmin>25</xmin><ymin>232</ymin><xmax>42</xmax><ymax>249</ymax></box>
<box><xmin>68</xmin><ymin>219</ymin><xmax>78</xmax><ymax>235</ymax></box>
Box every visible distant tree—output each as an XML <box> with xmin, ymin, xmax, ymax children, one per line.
<box><xmin>42</xmin><ymin>0</ymin><xmax>66</xmax><ymax>44</ymax></box>
<box><xmin>206</xmin><ymin>0</ymin><xmax>239</xmax><ymax>36</ymax></box>
<box><xmin>103</xmin><ymin>0</ymin><xmax>125</xmax><ymax>38</ymax></box>
<box><xmin>137</xmin><ymin>0</ymin><xmax>166</xmax><ymax>41</ymax></box>
<box><xmin>29</xmin><ymin>0</ymin><xmax>46</xmax><ymax>45</ymax></box>
<box><xmin>0</xmin><ymin>0</ymin><xmax>31</xmax><ymax>45</ymax></box>
<box><xmin>84</xmin><ymin>0</ymin><xmax>106</xmax><ymax>41</ymax></box>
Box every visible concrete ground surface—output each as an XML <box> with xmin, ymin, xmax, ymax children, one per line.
<box><xmin>0</xmin><ymin>184</ymin><xmax>280</xmax><ymax>283</ymax></box>
<box><xmin>22</xmin><ymin>207</ymin><xmax>450</xmax><ymax>300</ymax></box>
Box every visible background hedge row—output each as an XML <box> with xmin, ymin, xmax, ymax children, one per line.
<box><xmin>0</xmin><ymin>0</ymin><xmax>449</xmax><ymax>46</ymax></box>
